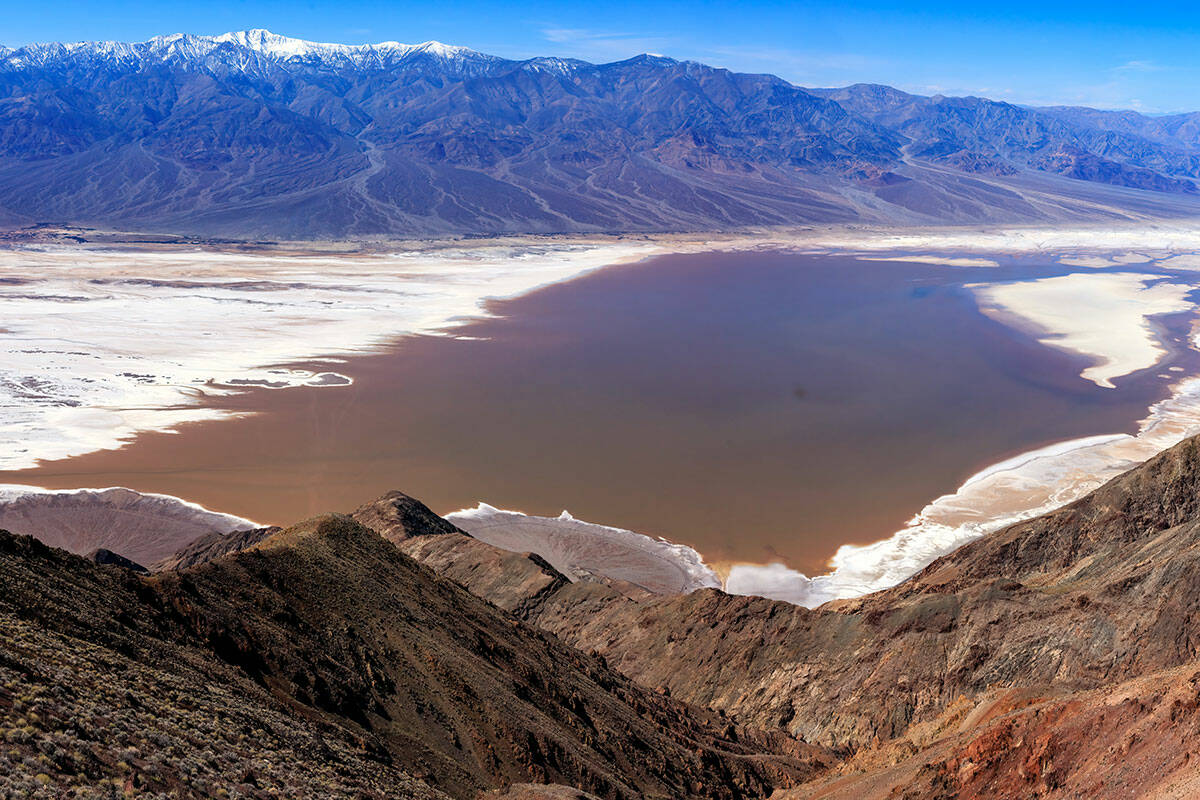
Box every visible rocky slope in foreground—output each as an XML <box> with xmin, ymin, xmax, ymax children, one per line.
<box><xmin>0</xmin><ymin>515</ymin><xmax>823</xmax><ymax>799</ymax></box>
<box><xmin>373</xmin><ymin>434</ymin><xmax>1200</xmax><ymax>798</ymax></box>
<box><xmin>12</xmin><ymin>435</ymin><xmax>1200</xmax><ymax>797</ymax></box>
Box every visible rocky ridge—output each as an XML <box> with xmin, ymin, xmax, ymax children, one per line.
<box><xmin>0</xmin><ymin>513</ymin><xmax>825</xmax><ymax>798</ymax></box>
<box><xmin>11</xmin><ymin>433</ymin><xmax>1200</xmax><ymax>795</ymax></box>
<box><xmin>363</xmin><ymin>434</ymin><xmax>1200</xmax><ymax>797</ymax></box>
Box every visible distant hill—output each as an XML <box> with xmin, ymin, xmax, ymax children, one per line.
<box><xmin>2</xmin><ymin>30</ymin><xmax>1200</xmax><ymax>237</ymax></box>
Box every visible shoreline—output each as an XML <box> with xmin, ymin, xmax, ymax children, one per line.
<box><xmin>721</xmin><ymin>288</ymin><xmax>1200</xmax><ymax>605</ymax></box>
<box><xmin>968</xmin><ymin>272</ymin><xmax>1196</xmax><ymax>389</ymax></box>
<box><xmin>10</xmin><ymin>217</ymin><xmax>1200</xmax><ymax>253</ymax></box>
<box><xmin>0</xmin><ymin>239</ymin><xmax>668</xmax><ymax>471</ymax></box>
<box><xmin>7</xmin><ymin>223</ymin><xmax>1200</xmax><ymax>605</ymax></box>
<box><xmin>726</xmin><ymin>371</ymin><xmax>1200</xmax><ymax>606</ymax></box>
<box><xmin>8</xmin><ymin>218</ymin><xmax>1200</xmax><ymax>475</ymax></box>
<box><xmin>444</xmin><ymin>347</ymin><xmax>1200</xmax><ymax>607</ymax></box>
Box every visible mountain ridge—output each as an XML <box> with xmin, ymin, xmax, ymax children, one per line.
<box><xmin>11</xmin><ymin>434</ymin><xmax>1200</xmax><ymax>794</ymax></box>
<box><xmin>355</xmin><ymin>434</ymin><xmax>1200</xmax><ymax>797</ymax></box>
<box><xmin>0</xmin><ymin>513</ymin><xmax>825</xmax><ymax>797</ymax></box>
<box><xmin>1</xmin><ymin>29</ymin><xmax>505</xmax><ymax>75</ymax></box>
<box><xmin>4</xmin><ymin>30</ymin><xmax>1200</xmax><ymax>237</ymax></box>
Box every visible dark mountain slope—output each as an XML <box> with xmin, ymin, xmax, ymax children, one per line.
<box><xmin>0</xmin><ymin>530</ymin><xmax>447</xmax><ymax>799</ymax></box>
<box><xmin>1038</xmin><ymin>104</ymin><xmax>1200</xmax><ymax>151</ymax></box>
<box><xmin>818</xmin><ymin>84</ymin><xmax>1200</xmax><ymax>193</ymax></box>
<box><xmin>3</xmin><ymin>31</ymin><xmax>1200</xmax><ymax>236</ymax></box>
<box><xmin>0</xmin><ymin>514</ymin><xmax>826</xmax><ymax>799</ymax></box>
<box><xmin>368</xmin><ymin>433</ymin><xmax>1200</xmax><ymax>797</ymax></box>
<box><xmin>11</xmin><ymin>441</ymin><xmax>1200</xmax><ymax>796</ymax></box>
<box><xmin>150</xmin><ymin>525</ymin><xmax>279</xmax><ymax>571</ymax></box>
<box><xmin>552</xmin><ymin>434</ymin><xmax>1200</xmax><ymax>748</ymax></box>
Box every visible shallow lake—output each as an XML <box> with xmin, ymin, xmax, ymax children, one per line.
<box><xmin>7</xmin><ymin>250</ymin><xmax>1193</xmax><ymax>573</ymax></box>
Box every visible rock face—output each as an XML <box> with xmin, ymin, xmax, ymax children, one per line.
<box><xmin>0</xmin><ymin>515</ymin><xmax>826</xmax><ymax>798</ymax></box>
<box><xmin>394</xmin><ymin>531</ymin><xmax>578</xmax><ymax>617</ymax></box>
<box><xmin>13</xmin><ymin>434</ymin><xmax>1200</xmax><ymax>795</ymax></box>
<box><xmin>3</xmin><ymin>30</ymin><xmax>1200</xmax><ymax>237</ymax></box>
<box><xmin>350</xmin><ymin>490</ymin><xmax>465</xmax><ymax>543</ymax></box>
<box><xmin>374</xmin><ymin>434</ymin><xmax>1200</xmax><ymax>796</ymax></box>
<box><xmin>788</xmin><ymin>665</ymin><xmax>1200</xmax><ymax>799</ymax></box>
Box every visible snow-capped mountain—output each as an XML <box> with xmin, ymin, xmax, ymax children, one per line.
<box><xmin>1</xmin><ymin>29</ymin><xmax>509</xmax><ymax>77</ymax></box>
<box><xmin>0</xmin><ymin>30</ymin><xmax>1198</xmax><ymax>238</ymax></box>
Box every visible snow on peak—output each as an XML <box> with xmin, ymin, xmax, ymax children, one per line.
<box><xmin>219</xmin><ymin>29</ymin><xmax>312</xmax><ymax>56</ymax></box>
<box><xmin>520</xmin><ymin>56</ymin><xmax>587</xmax><ymax>75</ymax></box>
<box><xmin>410</xmin><ymin>40</ymin><xmax>474</xmax><ymax>58</ymax></box>
<box><xmin>0</xmin><ymin>29</ymin><xmax>499</xmax><ymax>73</ymax></box>
<box><xmin>194</xmin><ymin>29</ymin><xmax>488</xmax><ymax>64</ymax></box>
<box><xmin>214</xmin><ymin>29</ymin><xmax>372</xmax><ymax>58</ymax></box>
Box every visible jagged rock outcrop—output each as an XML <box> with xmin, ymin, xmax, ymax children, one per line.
<box><xmin>350</xmin><ymin>490</ymin><xmax>465</xmax><ymax>543</ymax></box>
<box><xmin>350</xmin><ymin>491</ymin><xmax>581</xmax><ymax>615</ymax></box>
<box><xmin>367</xmin><ymin>434</ymin><xmax>1200</xmax><ymax>797</ymax></box>
<box><xmin>350</xmin><ymin>492</ymin><xmax>652</xmax><ymax>617</ymax></box>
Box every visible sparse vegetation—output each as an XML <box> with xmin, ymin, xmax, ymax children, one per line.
<box><xmin>0</xmin><ymin>519</ymin><xmax>818</xmax><ymax>800</ymax></box>
<box><xmin>0</xmin><ymin>563</ymin><xmax>447</xmax><ymax>799</ymax></box>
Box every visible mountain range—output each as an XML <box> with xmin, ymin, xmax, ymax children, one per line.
<box><xmin>4</xmin><ymin>30</ymin><xmax>1200</xmax><ymax>237</ymax></box>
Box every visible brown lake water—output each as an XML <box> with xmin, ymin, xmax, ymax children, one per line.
<box><xmin>5</xmin><ymin>250</ymin><xmax>1194</xmax><ymax>574</ymax></box>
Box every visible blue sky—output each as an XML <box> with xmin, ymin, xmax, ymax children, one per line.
<box><xmin>3</xmin><ymin>0</ymin><xmax>1200</xmax><ymax>112</ymax></box>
